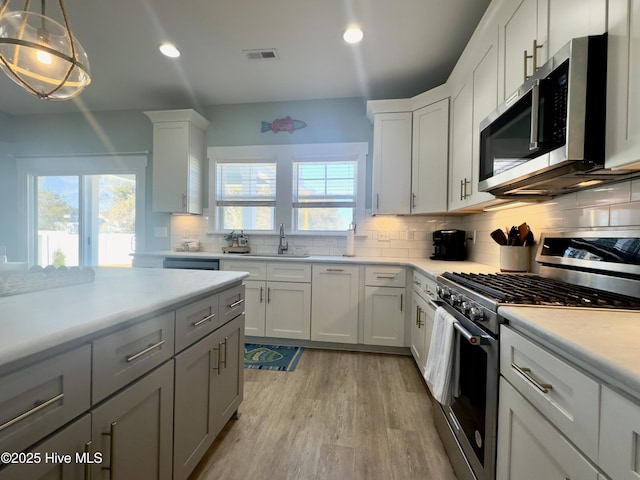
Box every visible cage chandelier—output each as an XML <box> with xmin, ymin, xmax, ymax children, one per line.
<box><xmin>0</xmin><ymin>0</ymin><xmax>91</xmax><ymax>100</ymax></box>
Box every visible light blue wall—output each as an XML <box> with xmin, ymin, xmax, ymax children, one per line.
<box><xmin>0</xmin><ymin>97</ymin><xmax>372</xmax><ymax>258</ymax></box>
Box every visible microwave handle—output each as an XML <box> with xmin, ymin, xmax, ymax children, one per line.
<box><xmin>529</xmin><ymin>80</ymin><xmax>540</xmax><ymax>150</ymax></box>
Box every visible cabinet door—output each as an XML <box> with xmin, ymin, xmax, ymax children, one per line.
<box><xmin>372</xmin><ymin>112</ymin><xmax>412</xmax><ymax>214</ymax></box>
<box><xmin>501</xmin><ymin>0</ymin><xmax>538</xmax><ymax>99</ymax></box>
<box><xmin>606</xmin><ymin>0</ymin><xmax>640</xmax><ymax>170</ymax></box>
<box><xmin>244</xmin><ymin>280</ymin><xmax>266</xmax><ymax>336</ymax></box>
<box><xmin>543</xmin><ymin>0</ymin><xmax>607</xmax><ymax>62</ymax></box>
<box><xmin>497</xmin><ymin>378</ymin><xmax>599</xmax><ymax>480</ymax></box>
<box><xmin>0</xmin><ymin>414</ymin><xmax>92</xmax><ymax>480</ymax></box>
<box><xmin>448</xmin><ymin>81</ymin><xmax>473</xmax><ymax>211</ymax></box>
<box><xmin>470</xmin><ymin>39</ymin><xmax>498</xmax><ymax>206</ymax></box>
<box><xmin>363</xmin><ymin>286</ymin><xmax>405</xmax><ymax>347</ymax></box>
<box><xmin>311</xmin><ymin>265</ymin><xmax>360</xmax><ymax>343</ymax></box>
<box><xmin>91</xmin><ymin>360</ymin><xmax>174</xmax><ymax>480</ymax></box>
<box><xmin>212</xmin><ymin>314</ymin><xmax>244</xmax><ymax>436</ymax></box>
<box><xmin>410</xmin><ymin>293</ymin><xmax>428</xmax><ymax>373</ymax></box>
<box><xmin>599</xmin><ymin>386</ymin><xmax>640</xmax><ymax>480</ymax></box>
<box><xmin>411</xmin><ymin>99</ymin><xmax>449</xmax><ymax>214</ymax></box>
<box><xmin>265</xmin><ymin>282</ymin><xmax>311</xmax><ymax>340</ymax></box>
<box><xmin>152</xmin><ymin>122</ymin><xmax>190</xmax><ymax>213</ymax></box>
<box><xmin>173</xmin><ymin>335</ymin><xmax>217</xmax><ymax>480</ymax></box>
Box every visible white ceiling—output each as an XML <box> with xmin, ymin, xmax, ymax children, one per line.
<box><xmin>0</xmin><ymin>0</ymin><xmax>491</xmax><ymax>116</ymax></box>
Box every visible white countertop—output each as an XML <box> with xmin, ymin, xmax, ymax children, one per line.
<box><xmin>0</xmin><ymin>267</ymin><xmax>248</xmax><ymax>371</ymax></box>
<box><xmin>134</xmin><ymin>251</ymin><xmax>499</xmax><ymax>280</ymax></box>
<box><xmin>500</xmin><ymin>306</ymin><xmax>640</xmax><ymax>399</ymax></box>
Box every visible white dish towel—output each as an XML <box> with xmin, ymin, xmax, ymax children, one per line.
<box><xmin>424</xmin><ymin>306</ymin><xmax>459</xmax><ymax>406</ymax></box>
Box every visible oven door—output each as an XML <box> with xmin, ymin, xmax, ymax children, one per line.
<box><xmin>437</xmin><ymin>302</ymin><xmax>498</xmax><ymax>480</ymax></box>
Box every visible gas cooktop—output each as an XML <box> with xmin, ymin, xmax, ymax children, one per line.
<box><xmin>441</xmin><ymin>272</ymin><xmax>640</xmax><ymax>310</ymax></box>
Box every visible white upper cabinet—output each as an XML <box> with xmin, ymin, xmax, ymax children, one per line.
<box><xmin>606</xmin><ymin>0</ymin><xmax>640</xmax><ymax>170</ymax></box>
<box><xmin>145</xmin><ymin>109</ymin><xmax>209</xmax><ymax>214</ymax></box>
<box><xmin>372</xmin><ymin>112</ymin><xmax>412</xmax><ymax>214</ymax></box>
<box><xmin>448</xmin><ymin>82</ymin><xmax>474</xmax><ymax>211</ymax></box>
<box><xmin>411</xmin><ymin>99</ymin><xmax>449</xmax><ymax>214</ymax></box>
<box><xmin>499</xmin><ymin>0</ymin><xmax>607</xmax><ymax>101</ymax></box>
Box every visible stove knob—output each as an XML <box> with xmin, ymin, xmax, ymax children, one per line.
<box><xmin>469</xmin><ymin>306</ymin><xmax>484</xmax><ymax>322</ymax></box>
<box><xmin>450</xmin><ymin>294</ymin><xmax>461</xmax><ymax>306</ymax></box>
<box><xmin>461</xmin><ymin>302</ymin><xmax>471</xmax><ymax>314</ymax></box>
<box><xmin>437</xmin><ymin>286</ymin><xmax>450</xmax><ymax>299</ymax></box>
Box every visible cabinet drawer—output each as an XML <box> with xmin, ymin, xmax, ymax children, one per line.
<box><xmin>599</xmin><ymin>386</ymin><xmax>640</xmax><ymax>480</ymax></box>
<box><xmin>175</xmin><ymin>293</ymin><xmax>219</xmax><ymax>353</ymax></box>
<box><xmin>221</xmin><ymin>260</ymin><xmax>266</xmax><ymax>280</ymax></box>
<box><xmin>365</xmin><ymin>265</ymin><xmax>406</xmax><ymax>287</ymax></box>
<box><xmin>0</xmin><ymin>344</ymin><xmax>91</xmax><ymax>455</ymax></box>
<box><xmin>500</xmin><ymin>326</ymin><xmax>600</xmax><ymax>459</ymax></box>
<box><xmin>218</xmin><ymin>284</ymin><xmax>245</xmax><ymax>326</ymax></box>
<box><xmin>413</xmin><ymin>270</ymin><xmax>437</xmax><ymax>300</ymax></box>
<box><xmin>266</xmin><ymin>263</ymin><xmax>311</xmax><ymax>282</ymax></box>
<box><xmin>93</xmin><ymin>312</ymin><xmax>175</xmax><ymax>403</ymax></box>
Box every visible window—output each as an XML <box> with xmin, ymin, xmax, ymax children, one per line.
<box><xmin>209</xmin><ymin>143</ymin><xmax>368</xmax><ymax>234</ymax></box>
<box><xmin>215</xmin><ymin>158</ymin><xmax>276</xmax><ymax>231</ymax></box>
<box><xmin>292</xmin><ymin>158</ymin><xmax>356</xmax><ymax>231</ymax></box>
<box><xmin>18</xmin><ymin>155</ymin><xmax>147</xmax><ymax>267</ymax></box>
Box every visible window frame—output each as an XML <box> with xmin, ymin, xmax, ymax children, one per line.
<box><xmin>208</xmin><ymin>143</ymin><xmax>368</xmax><ymax>235</ymax></box>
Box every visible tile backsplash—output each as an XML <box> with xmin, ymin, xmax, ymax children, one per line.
<box><xmin>170</xmin><ymin>178</ymin><xmax>640</xmax><ymax>270</ymax></box>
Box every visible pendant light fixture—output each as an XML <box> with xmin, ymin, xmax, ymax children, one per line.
<box><xmin>0</xmin><ymin>0</ymin><xmax>91</xmax><ymax>100</ymax></box>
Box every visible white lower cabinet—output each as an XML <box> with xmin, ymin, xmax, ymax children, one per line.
<box><xmin>363</xmin><ymin>266</ymin><xmax>406</xmax><ymax>347</ymax></box>
<box><xmin>599</xmin><ymin>386</ymin><xmax>640</xmax><ymax>480</ymax></box>
<box><xmin>173</xmin><ymin>314</ymin><xmax>244</xmax><ymax>480</ymax></box>
<box><xmin>410</xmin><ymin>273</ymin><xmax>437</xmax><ymax>374</ymax></box>
<box><xmin>221</xmin><ymin>261</ymin><xmax>311</xmax><ymax>339</ymax></box>
<box><xmin>364</xmin><ymin>286</ymin><xmax>405</xmax><ymax>346</ymax></box>
<box><xmin>91</xmin><ymin>360</ymin><xmax>174</xmax><ymax>480</ymax></box>
<box><xmin>311</xmin><ymin>264</ymin><xmax>360</xmax><ymax>343</ymax></box>
<box><xmin>497</xmin><ymin>378</ymin><xmax>599</xmax><ymax>480</ymax></box>
<box><xmin>265</xmin><ymin>282</ymin><xmax>311</xmax><ymax>340</ymax></box>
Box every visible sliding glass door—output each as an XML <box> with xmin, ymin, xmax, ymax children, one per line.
<box><xmin>19</xmin><ymin>155</ymin><xmax>147</xmax><ymax>268</ymax></box>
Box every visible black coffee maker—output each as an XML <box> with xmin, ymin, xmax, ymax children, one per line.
<box><xmin>430</xmin><ymin>229</ymin><xmax>466</xmax><ymax>260</ymax></box>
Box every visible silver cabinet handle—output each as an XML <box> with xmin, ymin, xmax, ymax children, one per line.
<box><xmin>376</xmin><ymin>275</ymin><xmax>396</xmax><ymax>280</ymax></box>
<box><xmin>524</xmin><ymin>48</ymin><xmax>532</xmax><ymax>81</ymax></box>
<box><xmin>412</xmin><ymin>193</ymin><xmax>416</xmax><ymax>209</ymax></box>
<box><xmin>228</xmin><ymin>298</ymin><xmax>244</xmax><ymax>308</ymax></box>
<box><xmin>126</xmin><ymin>340</ymin><xmax>166</xmax><ymax>363</ymax></box>
<box><xmin>511</xmin><ymin>362</ymin><xmax>553</xmax><ymax>394</ymax></box>
<box><xmin>326</xmin><ymin>268</ymin><xmax>344</xmax><ymax>272</ymax></box>
<box><xmin>192</xmin><ymin>313</ymin><xmax>215</xmax><ymax>327</ymax></box>
<box><xmin>259</xmin><ymin>286</ymin><xmax>264</xmax><ymax>303</ymax></box>
<box><xmin>84</xmin><ymin>441</ymin><xmax>92</xmax><ymax>480</ymax></box>
<box><xmin>0</xmin><ymin>392</ymin><xmax>64</xmax><ymax>433</ymax></box>
<box><xmin>102</xmin><ymin>422</ymin><xmax>117</xmax><ymax>480</ymax></box>
<box><xmin>400</xmin><ymin>294</ymin><xmax>403</xmax><ymax>312</ymax></box>
<box><xmin>267</xmin><ymin>287</ymin><xmax>271</xmax><ymax>303</ymax></box>
<box><xmin>221</xmin><ymin>337</ymin><xmax>228</xmax><ymax>369</ymax></box>
<box><xmin>213</xmin><ymin>345</ymin><xmax>221</xmax><ymax>374</ymax></box>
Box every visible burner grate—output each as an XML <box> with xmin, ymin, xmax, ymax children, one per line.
<box><xmin>444</xmin><ymin>272</ymin><xmax>640</xmax><ymax>309</ymax></box>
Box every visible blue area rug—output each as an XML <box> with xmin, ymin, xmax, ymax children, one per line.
<box><xmin>244</xmin><ymin>344</ymin><xmax>304</xmax><ymax>372</ymax></box>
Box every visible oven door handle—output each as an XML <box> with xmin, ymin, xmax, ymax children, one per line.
<box><xmin>453</xmin><ymin>321</ymin><xmax>492</xmax><ymax>346</ymax></box>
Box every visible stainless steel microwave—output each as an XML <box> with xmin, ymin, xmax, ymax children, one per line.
<box><xmin>477</xmin><ymin>34</ymin><xmax>635</xmax><ymax>197</ymax></box>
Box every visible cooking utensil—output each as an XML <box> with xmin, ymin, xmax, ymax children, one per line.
<box><xmin>490</xmin><ymin>228</ymin><xmax>508</xmax><ymax>245</ymax></box>
<box><xmin>508</xmin><ymin>226</ymin><xmax>521</xmax><ymax>246</ymax></box>
<box><xmin>518</xmin><ymin>223</ymin><xmax>529</xmax><ymax>244</ymax></box>
<box><xmin>524</xmin><ymin>228</ymin><xmax>534</xmax><ymax>246</ymax></box>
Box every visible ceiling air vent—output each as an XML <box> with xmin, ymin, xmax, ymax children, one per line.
<box><xmin>244</xmin><ymin>48</ymin><xmax>279</xmax><ymax>60</ymax></box>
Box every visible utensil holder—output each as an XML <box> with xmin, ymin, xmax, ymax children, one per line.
<box><xmin>500</xmin><ymin>246</ymin><xmax>530</xmax><ymax>272</ymax></box>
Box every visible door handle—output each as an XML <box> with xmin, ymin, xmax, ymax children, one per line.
<box><xmin>453</xmin><ymin>322</ymin><xmax>491</xmax><ymax>346</ymax></box>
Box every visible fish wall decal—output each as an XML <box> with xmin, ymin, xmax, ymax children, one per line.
<box><xmin>261</xmin><ymin>116</ymin><xmax>307</xmax><ymax>134</ymax></box>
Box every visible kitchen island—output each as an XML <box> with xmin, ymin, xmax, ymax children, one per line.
<box><xmin>0</xmin><ymin>267</ymin><xmax>248</xmax><ymax>480</ymax></box>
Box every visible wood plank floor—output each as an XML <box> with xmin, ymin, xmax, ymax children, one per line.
<box><xmin>189</xmin><ymin>349</ymin><xmax>458</xmax><ymax>480</ymax></box>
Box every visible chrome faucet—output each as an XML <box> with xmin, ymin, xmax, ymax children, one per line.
<box><xmin>278</xmin><ymin>223</ymin><xmax>288</xmax><ymax>254</ymax></box>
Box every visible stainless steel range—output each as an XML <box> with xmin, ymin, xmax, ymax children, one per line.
<box><xmin>432</xmin><ymin>229</ymin><xmax>640</xmax><ymax>480</ymax></box>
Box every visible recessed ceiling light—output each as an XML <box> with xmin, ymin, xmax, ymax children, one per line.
<box><xmin>159</xmin><ymin>43</ymin><xmax>180</xmax><ymax>58</ymax></box>
<box><xmin>343</xmin><ymin>27</ymin><xmax>364</xmax><ymax>44</ymax></box>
